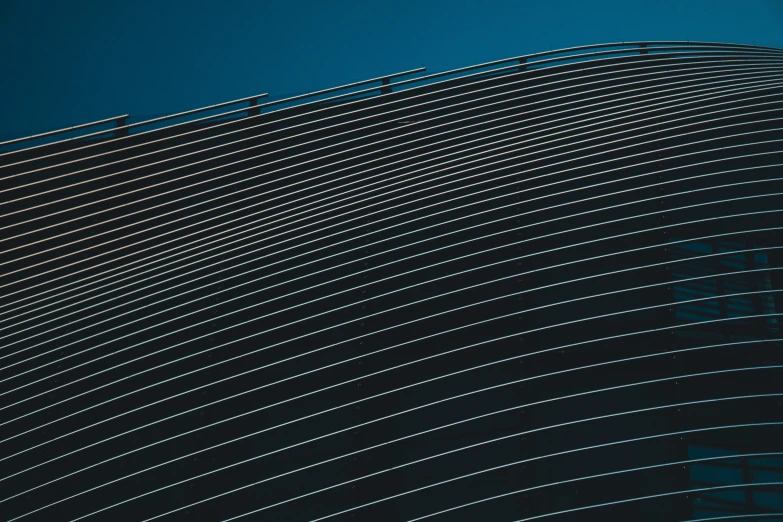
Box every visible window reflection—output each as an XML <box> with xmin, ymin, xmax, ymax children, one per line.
<box><xmin>670</xmin><ymin>239</ymin><xmax>779</xmax><ymax>332</ymax></box>
<box><xmin>689</xmin><ymin>445</ymin><xmax>783</xmax><ymax>519</ymax></box>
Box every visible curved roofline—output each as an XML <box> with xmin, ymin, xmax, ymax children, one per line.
<box><xmin>2</xmin><ymin>41</ymin><xmax>781</xmax><ymax>155</ymax></box>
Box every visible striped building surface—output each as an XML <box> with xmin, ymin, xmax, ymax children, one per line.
<box><xmin>1</xmin><ymin>41</ymin><xmax>783</xmax><ymax>521</ymax></box>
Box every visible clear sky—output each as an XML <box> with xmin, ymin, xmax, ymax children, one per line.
<box><xmin>1</xmin><ymin>0</ymin><xmax>782</xmax><ymax>141</ymax></box>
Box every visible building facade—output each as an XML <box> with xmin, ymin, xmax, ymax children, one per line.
<box><xmin>1</xmin><ymin>42</ymin><xmax>783</xmax><ymax>521</ymax></box>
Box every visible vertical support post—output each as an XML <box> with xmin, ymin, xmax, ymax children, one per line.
<box><xmin>740</xmin><ymin>457</ymin><xmax>757</xmax><ymax>510</ymax></box>
<box><xmin>518</xmin><ymin>57</ymin><xmax>527</xmax><ymax>73</ymax></box>
<box><xmin>715</xmin><ymin>242</ymin><xmax>728</xmax><ymax>320</ymax></box>
<box><xmin>640</xmin><ymin>43</ymin><xmax>648</xmax><ymax>55</ymax></box>
<box><xmin>745</xmin><ymin>250</ymin><xmax>770</xmax><ymax>324</ymax></box>
<box><xmin>247</xmin><ymin>97</ymin><xmax>260</xmax><ymax>117</ymax></box>
<box><xmin>380</xmin><ymin>77</ymin><xmax>392</xmax><ymax>95</ymax></box>
<box><xmin>113</xmin><ymin>116</ymin><xmax>129</xmax><ymax>138</ymax></box>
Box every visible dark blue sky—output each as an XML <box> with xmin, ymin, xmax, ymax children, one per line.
<box><xmin>1</xmin><ymin>0</ymin><xmax>782</xmax><ymax>141</ymax></box>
